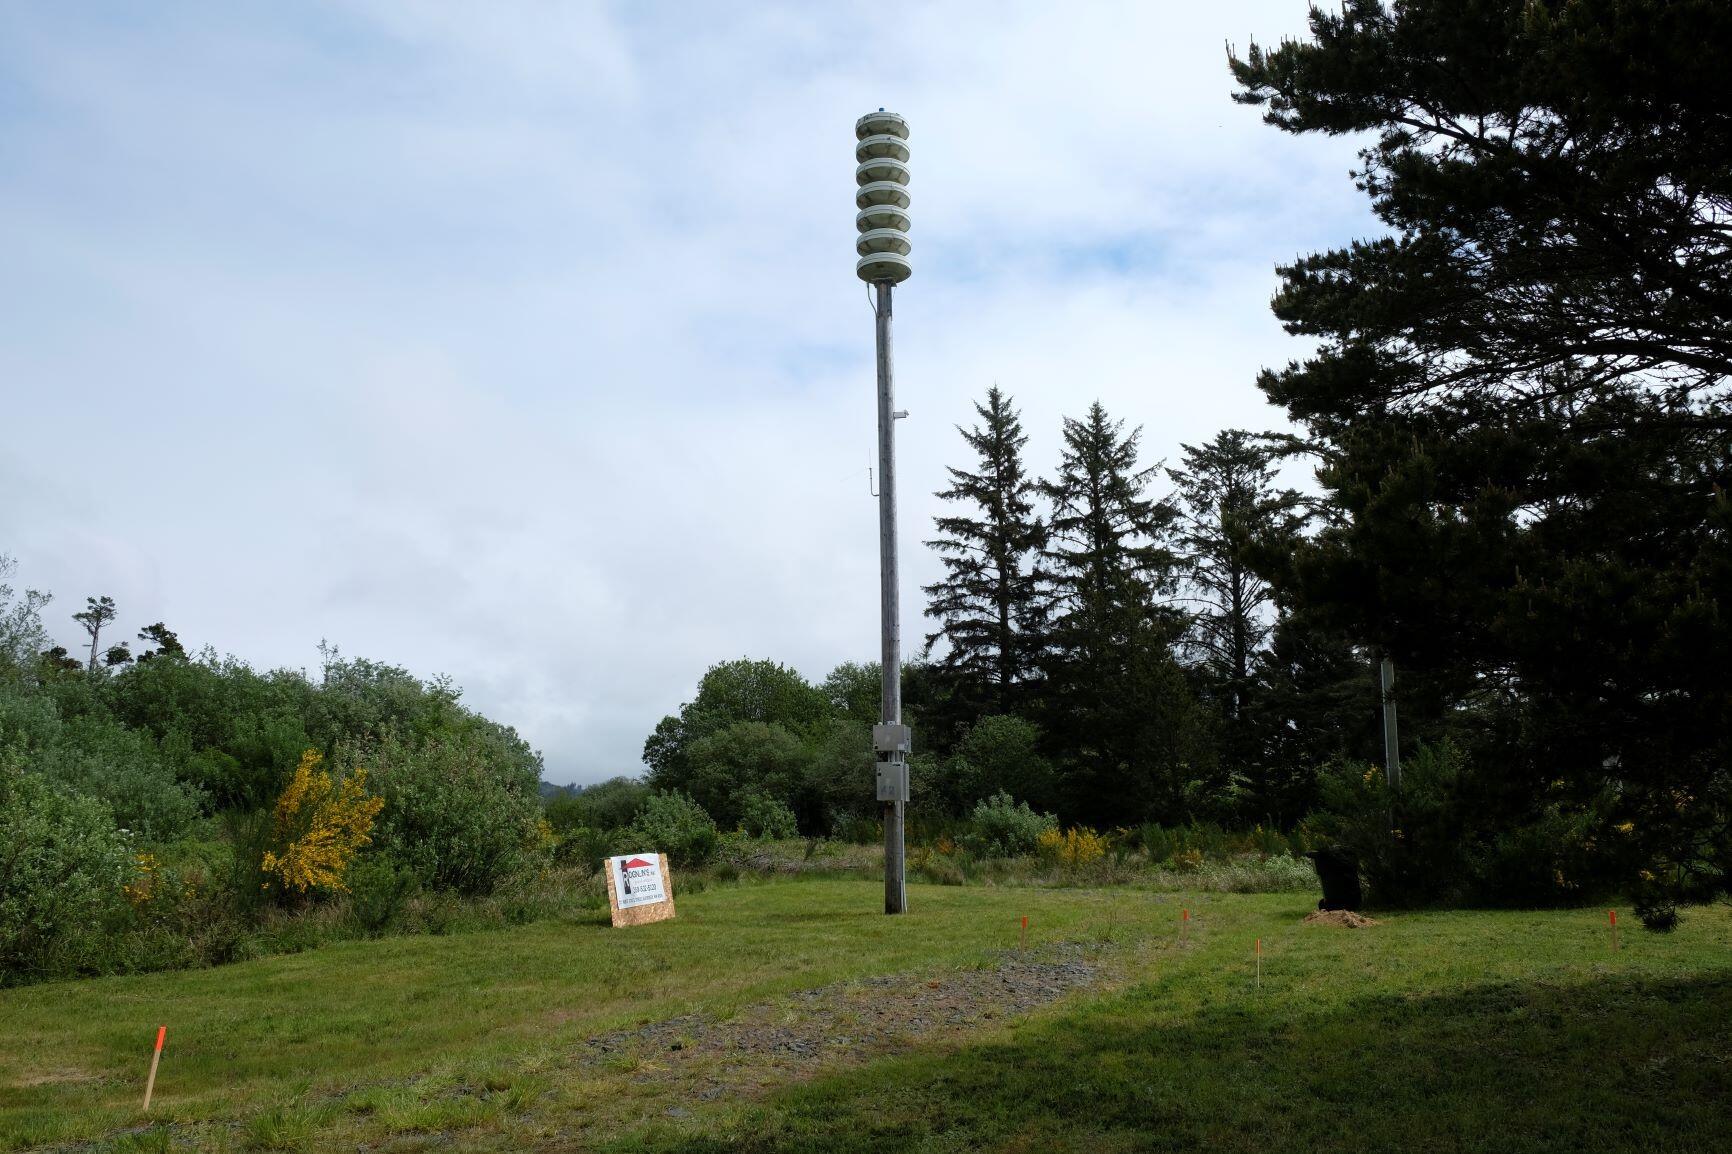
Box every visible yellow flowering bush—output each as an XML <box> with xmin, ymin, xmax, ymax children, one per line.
<box><xmin>1172</xmin><ymin>847</ymin><xmax>1205</xmax><ymax>873</ymax></box>
<box><xmin>260</xmin><ymin>750</ymin><xmax>384</xmax><ymax>897</ymax></box>
<box><xmin>122</xmin><ymin>853</ymin><xmax>159</xmax><ymax>907</ymax></box>
<box><xmin>1037</xmin><ymin>826</ymin><xmax>1108</xmax><ymax>867</ymax></box>
<box><xmin>534</xmin><ymin>816</ymin><xmax>557</xmax><ymax>855</ymax></box>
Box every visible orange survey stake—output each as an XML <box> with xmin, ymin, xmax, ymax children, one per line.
<box><xmin>143</xmin><ymin>1025</ymin><xmax>167</xmax><ymax>1111</ymax></box>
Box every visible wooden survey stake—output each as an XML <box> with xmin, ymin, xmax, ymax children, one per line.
<box><xmin>605</xmin><ymin>852</ymin><xmax>676</xmax><ymax>927</ymax></box>
<box><xmin>142</xmin><ymin>1025</ymin><xmax>166</xmax><ymax>1110</ymax></box>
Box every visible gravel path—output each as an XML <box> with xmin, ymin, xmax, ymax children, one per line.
<box><xmin>576</xmin><ymin>942</ymin><xmax>1107</xmax><ymax>1103</ymax></box>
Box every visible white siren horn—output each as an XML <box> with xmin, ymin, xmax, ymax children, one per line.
<box><xmin>856</xmin><ymin>109</ymin><xmax>911</xmax><ymax>284</ymax></box>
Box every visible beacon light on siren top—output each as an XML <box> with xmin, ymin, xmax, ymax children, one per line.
<box><xmin>856</xmin><ymin>109</ymin><xmax>911</xmax><ymax>284</ymax></box>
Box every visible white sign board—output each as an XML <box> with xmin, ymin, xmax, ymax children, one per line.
<box><xmin>609</xmin><ymin>853</ymin><xmax>669</xmax><ymax>911</ymax></box>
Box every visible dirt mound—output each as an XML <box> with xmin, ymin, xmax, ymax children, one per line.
<box><xmin>1303</xmin><ymin>909</ymin><xmax>1380</xmax><ymax>928</ymax></box>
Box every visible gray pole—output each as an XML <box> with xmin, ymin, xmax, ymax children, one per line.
<box><xmin>854</xmin><ymin>106</ymin><xmax>912</xmax><ymax>916</ymax></box>
<box><xmin>875</xmin><ymin>280</ymin><xmax>907</xmax><ymax>915</ymax></box>
<box><xmin>1380</xmin><ymin>655</ymin><xmax>1401</xmax><ymax>791</ymax></box>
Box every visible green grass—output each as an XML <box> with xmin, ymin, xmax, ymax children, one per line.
<box><xmin>2</xmin><ymin>878</ymin><xmax>1728</xmax><ymax>1152</ymax></box>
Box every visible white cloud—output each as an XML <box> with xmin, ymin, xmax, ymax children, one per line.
<box><xmin>0</xmin><ymin>1</ymin><xmax>1372</xmax><ymax>783</ymax></box>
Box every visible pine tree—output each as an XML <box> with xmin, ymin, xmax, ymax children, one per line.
<box><xmin>1039</xmin><ymin>402</ymin><xmax>1206</xmax><ymax>825</ymax></box>
<box><xmin>1167</xmin><ymin>430</ymin><xmax>1305</xmax><ymax>717</ymax></box>
<box><xmin>136</xmin><ymin>623</ymin><xmax>185</xmax><ymax>663</ymax></box>
<box><xmin>1041</xmin><ymin>402</ymin><xmax>1177</xmax><ymax>657</ymax></box>
<box><xmin>72</xmin><ymin>595</ymin><xmax>117</xmax><ymax>674</ymax></box>
<box><xmin>1232</xmin><ymin>0</ymin><xmax>1732</xmax><ymax>912</ymax></box>
<box><xmin>922</xmin><ymin>386</ymin><xmax>1047</xmax><ymax>715</ymax></box>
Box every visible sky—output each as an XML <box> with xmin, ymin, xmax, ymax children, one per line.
<box><xmin>0</xmin><ymin>1</ymin><xmax>1375</xmax><ymax>786</ymax></box>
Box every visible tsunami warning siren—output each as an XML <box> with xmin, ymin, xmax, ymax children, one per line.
<box><xmin>855</xmin><ymin>109</ymin><xmax>911</xmax><ymax>284</ymax></box>
<box><xmin>856</xmin><ymin>108</ymin><xmax>912</xmax><ymax>916</ymax></box>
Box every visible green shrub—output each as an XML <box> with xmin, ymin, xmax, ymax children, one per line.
<box><xmin>0</xmin><ymin>683</ymin><xmax>58</xmax><ymax>747</ymax></box>
<box><xmin>1248</xmin><ymin>824</ymin><xmax>1290</xmax><ymax>858</ymax></box>
<box><xmin>618</xmin><ymin>791</ymin><xmax>719</xmax><ymax>868</ymax></box>
<box><xmin>963</xmin><ymin>791</ymin><xmax>1057</xmax><ymax>858</ymax></box>
<box><xmin>914</xmin><ymin>852</ymin><xmax>965</xmax><ymax>886</ymax></box>
<box><xmin>363</xmin><ymin>730</ymin><xmax>546</xmax><ymax>896</ymax></box>
<box><xmin>1306</xmin><ymin>740</ymin><xmax>1613</xmax><ymax>908</ymax></box>
<box><xmin>0</xmin><ymin>697</ymin><xmax>206</xmax><ymax>842</ymax></box>
<box><xmin>175</xmin><ymin>746</ymin><xmax>272</xmax><ymax>811</ymax></box>
<box><xmin>956</xmin><ymin>715</ymin><xmax>1057</xmax><ymax>812</ymax></box>
<box><xmin>804</xmin><ymin>720</ymin><xmax>876</xmax><ymax>834</ymax></box>
<box><xmin>544</xmin><ymin>776</ymin><xmax>649</xmax><ymax>833</ymax></box>
<box><xmin>677</xmin><ymin>721</ymin><xmax>810</xmax><ymax>831</ymax></box>
<box><xmin>0</xmin><ymin>759</ymin><xmax>134</xmax><ymax>981</ymax></box>
<box><xmin>1149</xmin><ymin>853</ymin><xmax>1318</xmax><ymax>894</ymax></box>
<box><xmin>37</xmin><ymin>735</ymin><xmax>206</xmax><ymax>843</ymax></box>
<box><xmin>1141</xmin><ymin>823</ymin><xmax>1175</xmax><ymax>864</ymax></box>
<box><xmin>220</xmin><ymin>808</ymin><xmax>275</xmax><ymax>912</ymax></box>
<box><xmin>106</xmin><ymin>653</ymin><xmax>311</xmax><ymax>810</ymax></box>
<box><xmin>735</xmin><ymin>790</ymin><xmax>799</xmax><ymax>839</ymax></box>
<box><xmin>832</xmin><ymin>812</ymin><xmax>879</xmax><ymax>845</ymax></box>
<box><xmin>554</xmin><ymin>824</ymin><xmax>615</xmax><ymax>871</ymax></box>
<box><xmin>1181</xmin><ymin>821</ymin><xmax>1230</xmax><ymax>856</ymax></box>
<box><xmin>346</xmin><ymin>855</ymin><xmax>420</xmax><ymax>934</ymax></box>
<box><xmin>190</xmin><ymin>712</ymin><xmax>309</xmax><ymax>809</ymax></box>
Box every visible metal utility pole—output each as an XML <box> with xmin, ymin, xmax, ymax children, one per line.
<box><xmin>1380</xmin><ymin>655</ymin><xmax>1401</xmax><ymax>791</ymax></box>
<box><xmin>873</xmin><ymin>279</ymin><xmax>907</xmax><ymax>915</ymax></box>
<box><xmin>855</xmin><ymin>109</ymin><xmax>913</xmax><ymax>914</ymax></box>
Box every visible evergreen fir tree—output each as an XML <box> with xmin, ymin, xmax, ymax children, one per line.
<box><xmin>1167</xmin><ymin>430</ymin><xmax>1306</xmax><ymax>718</ymax></box>
<box><xmin>1233</xmin><ymin>0</ymin><xmax>1732</xmax><ymax>912</ymax></box>
<box><xmin>1166</xmin><ymin>430</ymin><xmax>1309</xmax><ymax>821</ymax></box>
<box><xmin>1038</xmin><ymin>402</ymin><xmax>1207</xmax><ymax>825</ymax></box>
<box><xmin>1040</xmin><ymin>401</ymin><xmax>1178</xmax><ymax>659</ymax></box>
<box><xmin>922</xmin><ymin>386</ymin><xmax>1047</xmax><ymax>716</ymax></box>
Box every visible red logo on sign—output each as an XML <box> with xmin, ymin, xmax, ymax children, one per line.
<box><xmin>623</xmin><ymin>857</ymin><xmax>654</xmax><ymax>869</ymax></box>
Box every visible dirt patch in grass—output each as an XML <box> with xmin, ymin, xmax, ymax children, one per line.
<box><xmin>577</xmin><ymin>943</ymin><xmax>1106</xmax><ymax>1103</ymax></box>
<box><xmin>1303</xmin><ymin>909</ymin><xmax>1381</xmax><ymax>928</ymax></box>
<box><xmin>7</xmin><ymin>1066</ymin><xmax>99</xmax><ymax>1088</ymax></box>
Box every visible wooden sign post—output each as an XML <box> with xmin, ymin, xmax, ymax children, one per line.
<box><xmin>1609</xmin><ymin>909</ymin><xmax>1619</xmax><ymax>952</ymax></box>
<box><xmin>605</xmin><ymin>853</ymin><xmax>676</xmax><ymax>927</ymax></box>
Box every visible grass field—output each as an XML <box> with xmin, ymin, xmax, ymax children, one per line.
<box><xmin>3</xmin><ymin>878</ymin><xmax>1729</xmax><ymax>1152</ymax></box>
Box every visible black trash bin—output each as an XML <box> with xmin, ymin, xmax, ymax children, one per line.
<box><xmin>1308</xmin><ymin>848</ymin><xmax>1362</xmax><ymax>911</ymax></box>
